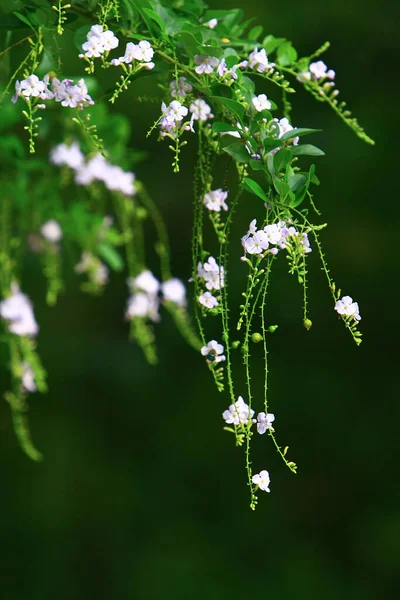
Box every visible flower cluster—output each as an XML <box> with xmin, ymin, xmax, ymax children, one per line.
<box><xmin>126</xmin><ymin>270</ymin><xmax>187</xmax><ymax>323</ymax></box>
<box><xmin>335</xmin><ymin>295</ymin><xmax>361</xmax><ymax>321</ymax></box>
<box><xmin>197</xmin><ymin>257</ymin><xmax>224</xmax><ymax>309</ymax></box>
<box><xmin>50</xmin><ymin>141</ymin><xmax>136</xmax><ymax>197</ymax></box>
<box><xmin>201</xmin><ymin>340</ymin><xmax>226</xmax><ymax>363</ymax></box>
<box><xmin>193</xmin><ymin>45</ymin><xmax>274</xmax><ymax>80</ymax></box>
<box><xmin>301</xmin><ymin>60</ymin><xmax>335</xmax><ymax>81</ymax></box>
<box><xmin>111</xmin><ymin>40</ymin><xmax>155</xmax><ymax>70</ymax></box>
<box><xmin>12</xmin><ymin>74</ymin><xmax>93</xmax><ymax>109</ymax></box>
<box><xmin>0</xmin><ymin>285</ymin><xmax>39</xmax><ymax>337</ymax></box>
<box><xmin>75</xmin><ymin>252</ymin><xmax>109</xmax><ymax>287</ymax></box>
<box><xmin>189</xmin><ymin>99</ymin><xmax>213</xmax><ymax>122</ymax></box>
<box><xmin>241</xmin><ymin>219</ymin><xmax>311</xmax><ymax>257</ymax></box>
<box><xmin>81</xmin><ymin>24</ymin><xmax>119</xmax><ymax>58</ymax></box>
<box><xmin>203</xmin><ymin>188</ymin><xmax>228</xmax><ymax>212</ymax></box>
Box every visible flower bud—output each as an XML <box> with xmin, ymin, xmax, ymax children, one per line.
<box><xmin>267</xmin><ymin>325</ymin><xmax>278</xmax><ymax>333</ymax></box>
<box><xmin>231</xmin><ymin>341</ymin><xmax>240</xmax><ymax>349</ymax></box>
<box><xmin>303</xmin><ymin>318</ymin><xmax>312</xmax><ymax>330</ymax></box>
<box><xmin>251</xmin><ymin>332</ymin><xmax>263</xmax><ymax>343</ymax></box>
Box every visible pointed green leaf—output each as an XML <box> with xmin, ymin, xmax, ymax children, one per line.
<box><xmin>243</xmin><ymin>177</ymin><xmax>268</xmax><ymax>201</ymax></box>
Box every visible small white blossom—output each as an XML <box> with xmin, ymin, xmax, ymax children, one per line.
<box><xmin>198</xmin><ymin>291</ymin><xmax>219</xmax><ymax>309</ymax></box>
<box><xmin>161</xmin><ymin>278</ymin><xmax>187</xmax><ymax>307</ymax></box>
<box><xmin>189</xmin><ymin>99</ymin><xmax>213</xmax><ymax>122</ymax></box>
<box><xmin>82</xmin><ymin>35</ymin><xmax>104</xmax><ymax>58</ymax></box>
<box><xmin>256</xmin><ymin>412</ymin><xmax>275</xmax><ymax>435</ymax></box>
<box><xmin>20</xmin><ymin>74</ymin><xmax>45</xmax><ymax>98</ymax></box>
<box><xmin>263</xmin><ymin>224</ymin><xmax>281</xmax><ymax>245</ymax></box>
<box><xmin>248</xmin><ymin>48</ymin><xmax>274</xmax><ymax>73</ymax></box>
<box><xmin>201</xmin><ymin>340</ymin><xmax>226</xmax><ymax>363</ymax></box>
<box><xmin>50</xmin><ymin>142</ymin><xmax>84</xmax><ymax>169</ymax></box>
<box><xmin>40</xmin><ymin>220</ymin><xmax>62</xmax><ymax>243</ymax></box>
<box><xmin>216</xmin><ymin>58</ymin><xmax>239</xmax><ymax>80</ymax></box>
<box><xmin>252</xmin><ymin>94</ymin><xmax>272</xmax><ymax>112</ymax></box>
<box><xmin>204</xmin><ymin>18</ymin><xmax>218</xmax><ymax>29</ymax></box>
<box><xmin>222</xmin><ymin>396</ymin><xmax>254</xmax><ymax>425</ymax></box>
<box><xmin>126</xmin><ymin>291</ymin><xmax>160</xmax><ymax>322</ymax></box>
<box><xmin>276</xmin><ymin>117</ymin><xmax>299</xmax><ymax>145</ymax></box>
<box><xmin>194</xmin><ymin>54</ymin><xmax>219</xmax><ymax>75</ymax></box>
<box><xmin>203</xmin><ymin>188</ymin><xmax>228</xmax><ymax>212</ymax></box>
<box><xmin>21</xmin><ymin>362</ymin><xmax>37</xmax><ymax>393</ymax></box>
<box><xmin>162</xmin><ymin>100</ymin><xmax>188</xmax><ymax>124</ymax></box>
<box><xmin>309</xmin><ymin>60</ymin><xmax>335</xmax><ymax>80</ymax></box>
<box><xmin>334</xmin><ymin>296</ymin><xmax>361</xmax><ymax>321</ymax></box>
<box><xmin>0</xmin><ymin>286</ymin><xmax>39</xmax><ymax>337</ymax></box>
<box><xmin>243</xmin><ymin>230</ymin><xmax>269</xmax><ymax>255</ymax></box>
<box><xmin>128</xmin><ymin>270</ymin><xmax>160</xmax><ymax>295</ymax></box>
<box><xmin>252</xmin><ymin>469</ymin><xmax>270</xmax><ymax>492</ymax></box>
<box><xmin>117</xmin><ymin>40</ymin><xmax>154</xmax><ymax>65</ymax></box>
<box><xmin>170</xmin><ymin>77</ymin><xmax>193</xmax><ymax>98</ymax></box>
<box><xmin>198</xmin><ymin>256</ymin><xmax>225</xmax><ymax>290</ymax></box>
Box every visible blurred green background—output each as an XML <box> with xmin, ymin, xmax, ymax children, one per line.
<box><xmin>1</xmin><ymin>0</ymin><xmax>399</xmax><ymax>598</ymax></box>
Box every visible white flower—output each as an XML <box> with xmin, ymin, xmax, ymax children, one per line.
<box><xmin>100</xmin><ymin>29</ymin><xmax>119</xmax><ymax>51</ymax></box>
<box><xmin>126</xmin><ymin>291</ymin><xmax>160</xmax><ymax>322</ymax></box>
<box><xmin>263</xmin><ymin>224</ymin><xmax>281</xmax><ymax>245</ymax></box>
<box><xmin>203</xmin><ymin>188</ymin><xmax>228</xmax><ymax>212</ymax></box>
<box><xmin>198</xmin><ymin>256</ymin><xmax>224</xmax><ymax>290</ymax></box>
<box><xmin>243</xmin><ymin>230</ymin><xmax>269</xmax><ymax>255</ymax></box>
<box><xmin>21</xmin><ymin>362</ymin><xmax>37</xmax><ymax>393</ymax></box>
<box><xmin>119</xmin><ymin>40</ymin><xmax>154</xmax><ymax>64</ymax></box>
<box><xmin>300</xmin><ymin>232</ymin><xmax>312</xmax><ymax>254</ymax></box>
<box><xmin>201</xmin><ymin>340</ymin><xmax>226</xmax><ymax>363</ymax></box>
<box><xmin>222</xmin><ymin>396</ymin><xmax>254</xmax><ymax>425</ymax></box>
<box><xmin>276</xmin><ymin>117</ymin><xmax>299</xmax><ymax>145</ymax></box>
<box><xmin>20</xmin><ymin>74</ymin><xmax>45</xmax><ymax>98</ymax></box>
<box><xmin>334</xmin><ymin>296</ymin><xmax>361</xmax><ymax>321</ymax></box>
<box><xmin>256</xmin><ymin>412</ymin><xmax>275</xmax><ymax>435</ymax></box>
<box><xmin>204</xmin><ymin>18</ymin><xmax>218</xmax><ymax>29</ymax></box>
<box><xmin>50</xmin><ymin>141</ymin><xmax>84</xmax><ymax>169</ymax></box>
<box><xmin>252</xmin><ymin>94</ymin><xmax>272</xmax><ymax>112</ymax></box>
<box><xmin>189</xmin><ymin>99</ymin><xmax>213</xmax><ymax>122</ymax></box>
<box><xmin>11</xmin><ymin>80</ymin><xmax>22</xmax><ymax>103</ymax></box>
<box><xmin>248</xmin><ymin>48</ymin><xmax>274</xmax><ymax>73</ymax></box>
<box><xmin>40</xmin><ymin>220</ymin><xmax>62</xmax><ymax>243</ymax></box>
<box><xmin>162</xmin><ymin>100</ymin><xmax>188</xmax><ymax>124</ymax></box>
<box><xmin>198</xmin><ymin>292</ymin><xmax>218</xmax><ymax>308</ymax></box>
<box><xmin>53</xmin><ymin>78</ymin><xmax>93</xmax><ymax>108</ymax></box>
<box><xmin>309</xmin><ymin>60</ymin><xmax>329</xmax><ymax>80</ymax></box>
<box><xmin>161</xmin><ymin>278</ymin><xmax>187</xmax><ymax>307</ymax></box>
<box><xmin>39</xmin><ymin>74</ymin><xmax>54</xmax><ymax>100</ymax></box>
<box><xmin>216</xmin><ymin>58</ymin><xmax>239</xmax><ymax>80</ymax></box>
<box><xmin>194</xmin><ymin>54</ymin><xmax>219</xmax><ymax>75</ymax></box>
<box><xmin>128</xmin><ymin>270</ymin><xmax>160</xmax><ymax>295</ymax></box>
<box><xmin>252</xmin><ymin>469</ymin><xmax>270</xmax><ymax>492</ymax></box>
<box><xmin>82</xmin><ymin>35</ymin><xmax>104</xmax><ymax>58</ymax></box>
<box><xmin>170</xmin><ymin>77</ymin><xmax>193</xmax><ymax>98</ymax></box>
<box><xmin>87</xmin><ymin>24</ymin><xmax>104</xmax><ymax>39</ymax></box>
<box><xmin>0</xmin><ymin>286</ymin><xmax>39</xmax><ymax>337</ymax></box>
<box><xmin>102</xmin><ymin>165</ymin><xmax>136</xmax><ymax>196</ymax></box>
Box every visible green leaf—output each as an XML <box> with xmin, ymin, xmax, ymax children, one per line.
<box><xmin>210</xmin><ymin>96</ymin><xmax>245</xmax><ymax>122</ymax></box>
<box><xmin>243</xmin><ymin>177</ymin><xmax>268</xmax><ymax>201</ymax></box>
<box><xmin>175</xmin><ymin>30</ymin><xmax>201</xmax><ymax>56</ymax></box>
<box><xmin>274</xmin><ymin>148</ymin><xmax>292</xmax><ymax>172</ymax></box>
<box><xmin>262</xmin><ymin>35</ymin><xmax>287</xmax><ymax>54</ymax></box>
<box><xmin>248</xmin><ymin>25</ymin><xmax>263</xmax><ymax>41</ymax></box>
<box><xmin>142</xmin><ymin>8</ymin><xmax>166</xmax><ymax>33</ymax></box>
<box><xmin>276</xmin><ymin>41</ymin><xmax>298</xmax><ymax>66</ymax></box>
<box><xmin>98</xmin><ymin>244</ymin><xmax>124</xmax><ymax>271</ymax></box>
<box><xmin>291</xmin><ymin>144</ymin><xmax>325</xmax><ymax>157</ymax></box>
<box><xmin>273</xmin><ymin>178</ymin><xmax>291</xmax><ymax>200</ymax></box>
<box><xmin>279</xmin><ymin>128</ymin><xmax>321</xmax><ymax>142</ymax></box>
<box><xmin>12</xmin><ymin>11</ymin><xmax>35</xmax><ymax>30</ymax></box>
<box><xmin>223</xmin><ymin>142</ymin><xmax>249</xmax><ymax>163</ymax></box>
<box><xmin>212</xmin><ymin>122</ymin><xmax>239</xmax><ymax>133</ymax></box>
